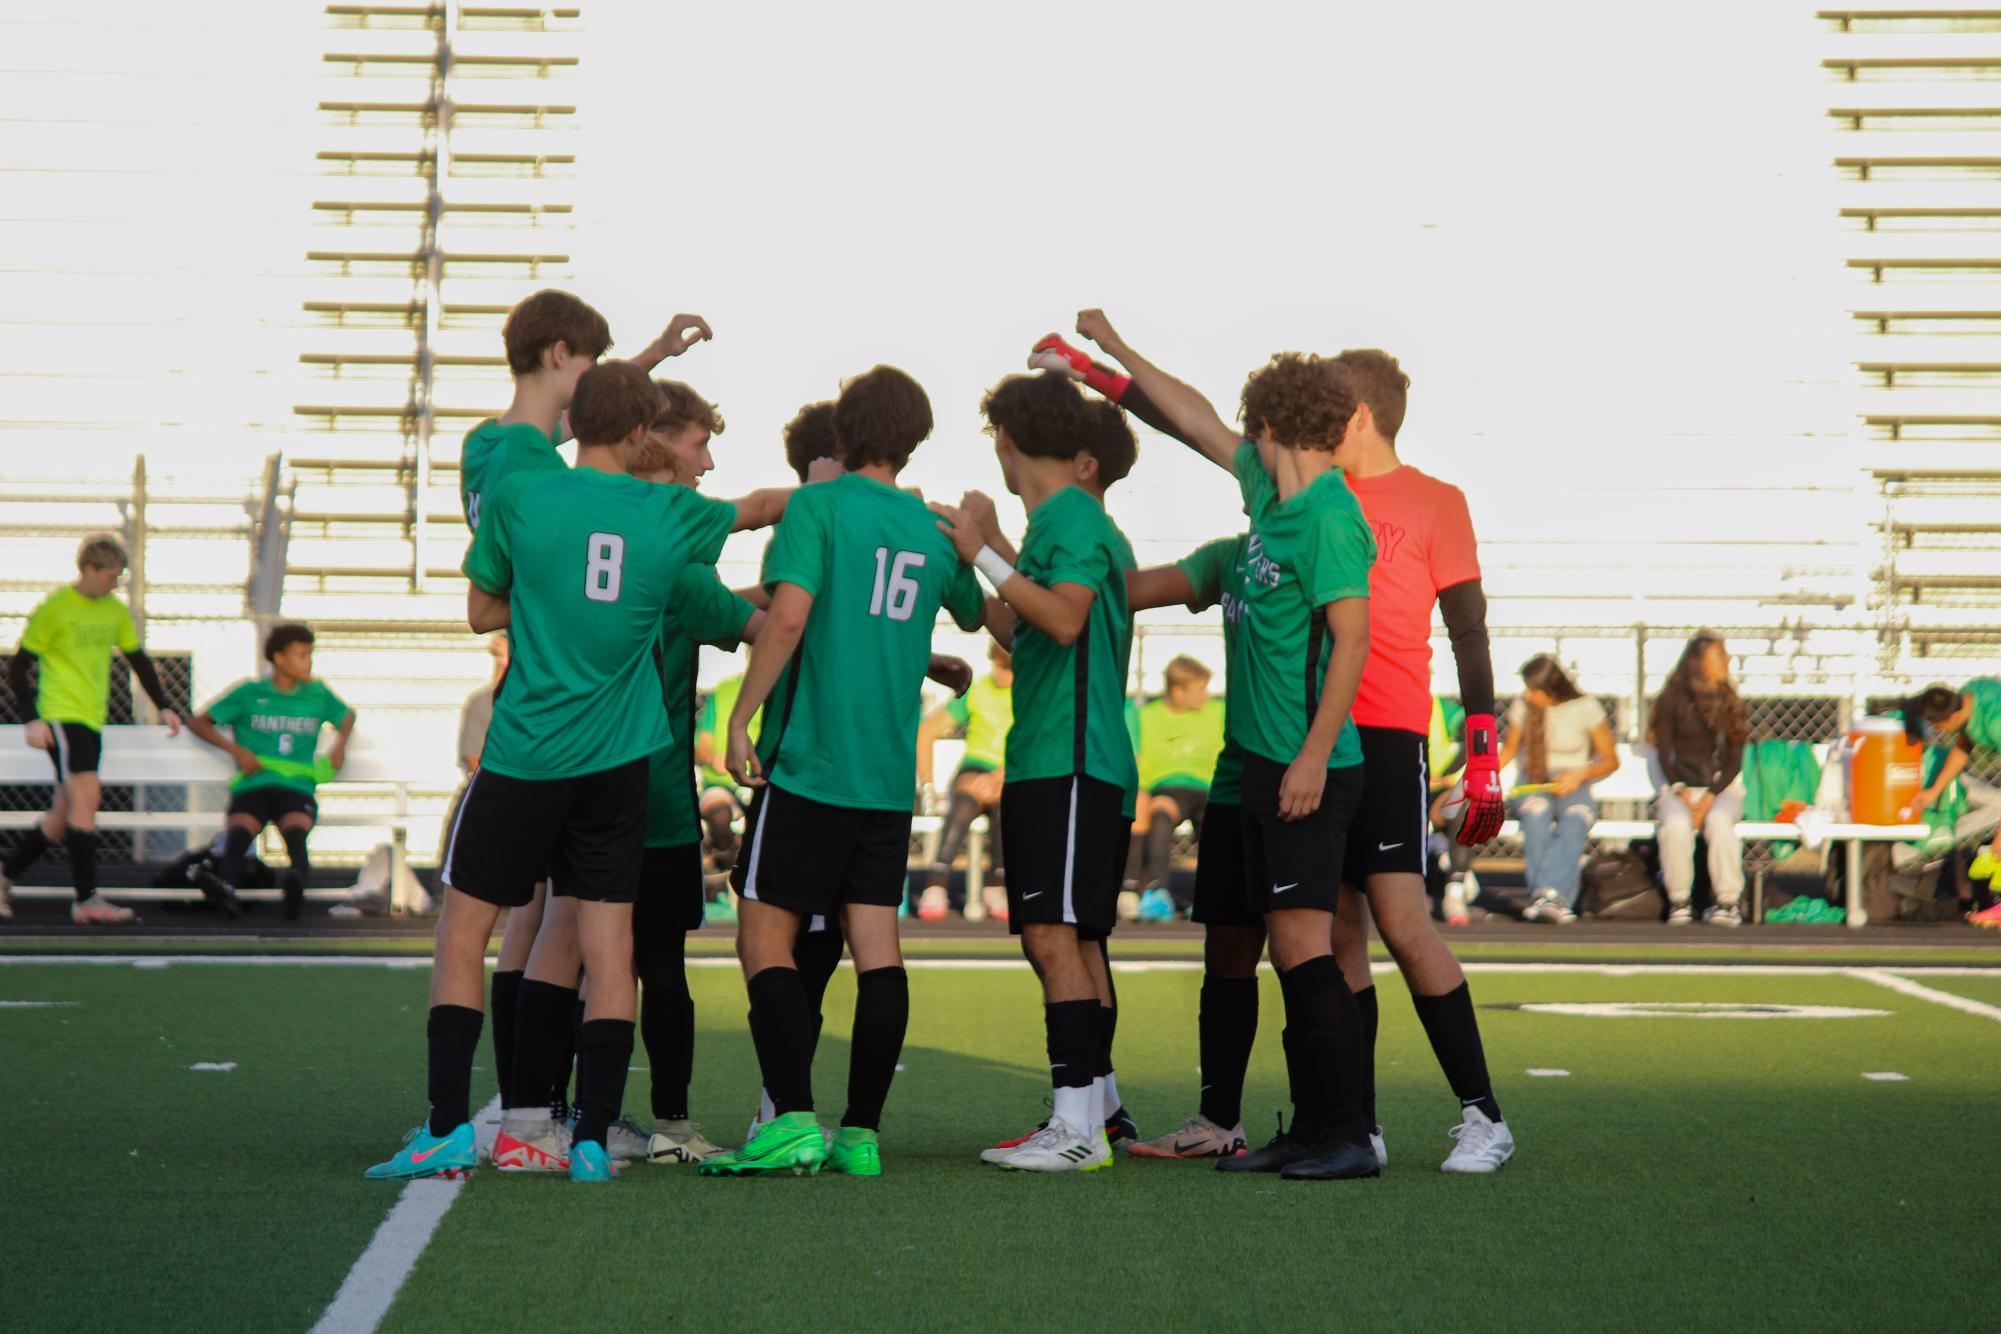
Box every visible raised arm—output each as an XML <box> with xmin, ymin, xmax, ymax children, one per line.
<box><xmin>630</xmin><ymin>313</ymin><xmax>713</xmax><ymax>372</ymax></box>
<box><xmin>1075</xmin><ymin>309</ymin><xmax>1240</xmax><ymax>472</ymax></box>
<box><xmin>727</xmin><ymin>487</ymin><xmax>793</xmax><ymax>533</ymax></box>
<box><xmin>726</xmin><ymin>582</ymin><xmax>812</xmax><ymax>785</ymax></box>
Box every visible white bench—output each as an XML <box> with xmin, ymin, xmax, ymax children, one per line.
<box><xmin>0</xmin><ymin>724</ymin><xmax>457</xmax><ymax>911</ymax></box>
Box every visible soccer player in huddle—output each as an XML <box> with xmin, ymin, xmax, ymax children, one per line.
<box><xmin>932</xmin><ymin>372</ymin><xmax>1140</xmax><ymax>1173</ymax></box>
<box><xmin>914</xmin><ymin>641</ymin><xmax>1013</xmax><ymax>921</ymax></box>
<box><xmin>708</xmin><ymin>366</ymin><xmax>986</xmax><ymax>1178</ymax></box>
<box><xmin>368</xmin><ymin>361</ymin><xmax>741</xmax><ymax>1184</ymax></box>
<box><xmin>184</xmin><ymin>623</ymin><xmax>355</xmax><ymax>921</ymax></box>
<box><xmin>492</xmin><ymin>383</ymin><xmax>794</xmax><ymax>1174</ymax></box>
<box><xmin>1074</xmin><ymin>311</ymin><xmax>1381</xmax><ymax>1181</ymax></box>
<box><xmin>2</xmin><ymin>533</ymin><xmax>184</xmax><ymax>925</ymax></box>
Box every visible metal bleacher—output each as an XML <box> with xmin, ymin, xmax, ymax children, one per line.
<box><xmin>1823</xmin><ymin>5</ymin><xmax>2001</xmax><ymax>670</ymax></box>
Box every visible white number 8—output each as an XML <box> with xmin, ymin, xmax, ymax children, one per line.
<box><xmin>869</xmin><ymin>547</ymin><xmax>925</xmax><ymax>621</ymax></box>
<box><xmin>585</xmin><ymin>531</ymin><xmax>625</xmax><ymax>603</ymax></box>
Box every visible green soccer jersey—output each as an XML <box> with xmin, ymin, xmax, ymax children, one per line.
<box><xmin>205</xmin><ymin>677</ymin><xmax>351</xmax><ymax>794</ymax></box>
<box><xmin>1959</xmin><ymin>677</ymin><xmax>2001</xmax><ymax>755</ymax></box>
<box><xmin>460</xmin><ymin>418</ymin><xmax>562</xmax><ymax>532</ymax></box>
<box><xmin>1176</xmin><ymin>534</ymin><xmax>1248</xmax><ymax>804</ymax></box>
<box><xmin>1229</xmin><ymin>440</ymin><xmax>1375</xmax><ymax>770</ymax></box>
<box><xmin>646</xmin><ymin>567</ymin><xmax>756</xmax><ymax>848</ymax></box>
<box><xmin>19</xmin><ymin>586</ymin><xmax>141</xmax><ymax>730</ymax></box>
<box><xmin>464</xmin><ymin>466</ymin><xmax>736</xmax><ymax>781</ymax></box>
<box><xmin>1139</xmin><ymin>697</ymin><xmax>1227</xmax><ymax>793</ymax></box>
<box><xmin>753</xmin><ymin>474</ymin><xmax>985</xmax><ymax>811</ymax></box>
<box><xmin>945</xmin><ymin>674</ymin><xmax>1012</xmax><ymax>771</ymax></box>
<box><xmin>1005</xmin><ymin>486</ymin><xmax>1140</xmax><ymax>812</ymax></box>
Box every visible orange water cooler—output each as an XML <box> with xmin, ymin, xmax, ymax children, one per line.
<box><xmin>1844</xmin><ymin>716</ymin><xmax>1924</xmax><ymax>825</ymax></box>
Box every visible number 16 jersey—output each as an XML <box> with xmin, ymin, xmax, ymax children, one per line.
<box><xmin>463</xmin><ymin>466</ymin><xmax>737</xmax><ymax>781</ymax></box>
<box><xmin>755</xmin><ymin>473</ymin><xmax>985</xmax><ymax>812</ymax></box>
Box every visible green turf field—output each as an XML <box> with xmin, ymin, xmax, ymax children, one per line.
<box><xmin>4</xmin><ymin>957</ymin><xmax>1994</xmax><ymax>1330</ymax></box>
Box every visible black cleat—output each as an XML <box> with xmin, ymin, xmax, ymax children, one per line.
<box><xmin>1216</xmin><ymin>1114</ymin><xmax>1312</xmax><ymax>1174</ymax></box>
<box><xmin>193</xmin><ymin>869</ymin><xmax>241</xmax><ymax>920</ymax></box>
<box><xmin>1104</xmin><ymin>1105</ymin><xmax>1139</xmax><ymax>1151</ymax></box>
<box><xmin>1279</xmin><ymin>1131</ymin><xmax>1382</xmax><ymax>1181</ymax></box>
<box><xmin>281</xmin><ymin>870</ymin><xmax>304</xmax><ymax>922</ymax></box>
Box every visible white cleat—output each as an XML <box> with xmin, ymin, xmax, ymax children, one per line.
<box><xmin>995</xmin><ymin>1117</ymin><xmax>1110</xmax><ymax>1173</ymax></box>
<box><xmin>605</xmin><ymin>1116</ymin><xmax>652</xmax><ymax>1162</ymax></box>
<box><xmin>492</xmin><ymin>1118</ymin><xmax>573</xmax><ymax>1172</ymax></box>
<box><xmin>1440</xmin><ymin>1105</ymin><xmax>1514</xmax><ymax>1174</ymax></box>
<box><xmin>1371</xmin><ymin>1125</ymin><xmax>1388</xmax><ymax>1169</ymax></box>
<box><xmin>71</xmin><ymin>893</ymin><xmax>135</xmax><ymax>925</ymax></box>
<box><xmin>647</xmin><ymin>1120</ymin><xmax>724</xmax><ymax>1164</ymax></box>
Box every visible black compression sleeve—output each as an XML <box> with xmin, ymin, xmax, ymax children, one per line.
<box><xmin>124</xmin><ymin>648</ymin><xmax>172</xmax><ymax>713</ymax></box>
<box><xmin>1111</xmin><ymin>378</ymin><xmax>1195</xmax><ymax>448</ymax></box>
<box><xmin>1438</xmin><ymin>579</ymin><xmax>1496</xmax><ymax>716</ymax></box>
<box><xmin>7</xmin><ymin>648</ymin><xmax>34</xmax><ymax>716</ymax></box>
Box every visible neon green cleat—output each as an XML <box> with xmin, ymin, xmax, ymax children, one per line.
<box><xmin>697</xmin><ymin>1111</ymin><xmax>827</xmax><ymax>1177</ymax></box>
<box><xmin>826</xmin><ymin>1126</ymin><xmax>881</xmax><ymax>1177</ymax></box>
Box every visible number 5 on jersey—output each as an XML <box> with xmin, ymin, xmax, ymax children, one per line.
<box><xmin>870</xmin><ymin>547</ymin><xmax>925</xmax><ymax>621</ymax></box>
<box><xmin>586</xmin><ymin>532</ymin><xmax>625</xmax><ymax>603</ymax></box>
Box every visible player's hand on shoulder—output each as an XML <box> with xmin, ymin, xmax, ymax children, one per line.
<box><xmin>958</xmin><ymin>491</ymin><xmax>1002</xmax><ymax>544</ymax></box>
<box><xmin>929</xmin><ymin>502</ymin><xmax>984</xmax><ymax>561</ymax></box>
<box><xmin>804</xmin><ymin>455</ymin><xmax>846</xmax><ymax>484</ymax></box>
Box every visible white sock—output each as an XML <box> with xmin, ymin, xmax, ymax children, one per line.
<box><xmin>758</xmin><ymin>1089</ymin><xmax>775</xmax><ymax>1124</ymax></box>
<box><xmin>1102</xmin><ymin>1072</ymin><xmax>1121</xmax><ymax>1119</ymax></box>
<box><xmin>1053</xmin><ymin>1083</ymin><xmax>1094</xmax><ymax>1134</ymax></box>
<box><xmin>506</xmin><ymin>1106</ymin><xmax>552</xmax><ymax>1130</ymax></box>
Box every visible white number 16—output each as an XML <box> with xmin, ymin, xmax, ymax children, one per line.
<box><xmin>869</xmin><ymin>547</ymin><xmax>925</xmax><ymax>621</ymax></box>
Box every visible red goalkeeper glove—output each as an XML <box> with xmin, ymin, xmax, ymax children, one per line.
<box><xmin>1452</xmin><ymin>713</ymin><xmax>1504</xmax><ymax>846</ymax></box>
<box><xmin>1028</xmin><ymin>333</ymin><xmax>1129</xmax><ymax>402</ymax></box>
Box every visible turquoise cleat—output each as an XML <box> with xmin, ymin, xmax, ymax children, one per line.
<box><xmin>570</xmin><ymin>1138</ymin><xmax>618</xmax><ymax>1183</ymax></box>
<box><xmin>366</xmin><ymin>1122</ymin><xmax>477</xmax><ymax>1180</ymax></box>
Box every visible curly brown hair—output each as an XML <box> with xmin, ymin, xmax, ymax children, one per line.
<box><xmin>502</xmin><ymin>289</ymin><xmax>611</xmax><ymax>376</ymax></box>
<box><xmin>783</xmin><ymin>400</ymin><xmax>837</xmax><ymax>482</ymax></box>
<box><xmin>1333</xmin><ymin>348</ymin><xmax>1408</xmax><ymax>441</ymax></box>
<box><xmin>833</xmin><ymin>366</ymin><xmax>933</xmax><ymax>471</ymax></box>
<box><xmin>981</xmin><ymin>370</ymin><xmax>1092</xmax><ymax>460</ymax></box>
<box><xmin>651</xmin><ymin>379</ymin><xmax>724</xmax><ymax>438</ymax></box>
<box><xmin>569</xmin><ymin>361</ymin><xmax>661</xmax><ymax>447</ymax></box>
<box><xmin>1238</xmin><ymin>352</ymin><xmax>1357</xmax><ymax>452</ymax></box>
<box><xmin>1086</xmin><ymin>401</ymin><xmax>1136</xmax><ymax>485</ymax></box>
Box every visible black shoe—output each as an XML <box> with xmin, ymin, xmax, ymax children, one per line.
<box><xmin>281</xmin><ymin>870</ymin><xmax>303</xmax><ymax>922</ymax></box>
<box><xmin>1216</xmin><ymin>1114</ymin><xmax>1312</xmax><ymax>1174</ymax></box>
<box><xmin>1104</xmin><ymin>1105</ymin><xmax>1139</xmax><ymax>1150</ymax></box>
<box><xmin>1280</xmin><ymin>1130</ymin><xmax>1382</xmax><ymax>1181</ymax></box>
<box><xmin>193</xmin><ymin>869</ymin><xmax>241</xmax><ymax>920</ymax></box>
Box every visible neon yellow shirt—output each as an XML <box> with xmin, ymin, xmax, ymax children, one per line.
<box><xmin>20</xmin><ymin>586</ymin><xmax>140</xmax><ymax>729</ymax></box>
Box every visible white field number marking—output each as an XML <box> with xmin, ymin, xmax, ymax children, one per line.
<box><xmin>1515</xmin><ymin>1002</ymin><xmax>1890</xmax><ymax>1020</ymax></box>
<box><xmin>1862</xmin><ymin>1072</ymin><xmax>1909</xmax><ymax>1082</ymax></box>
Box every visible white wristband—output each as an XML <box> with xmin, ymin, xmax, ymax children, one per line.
<box><xmin>973</xmin><ymin>545</ymin><xmax>1016</xmax><ymax>590</ymax></box>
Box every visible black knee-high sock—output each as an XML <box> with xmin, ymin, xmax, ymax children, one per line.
<box><xmin>1276</xmin><ymin>955</ymin><xmax>1366</xmax><ymax>1141</ymax></box>
<box><xmin>280</xmin><ymin>826</ymin><xmax>311</xmax><ymax>879</ymax></box>
<box><xmin>2</xmin><ymin>826</ymin><xmax>52</xmax><ymax>879</ymax></box>
<box><xmin>1198</xmin><ymin>975</ymin><xmax>1259</xmax><ymax>1129</ymax></box>
<box><xmin>489</xmin><ymin>970</ymin><xmax>523</xmax><ymax>1109</ymax></box>
<box><xmin>218</xmin><ymin>826</ymin><xmax>254</xmax><ymax>887</ymax></box>
<box><xmin>635</xmin><ymin>927</ymin><xmax>692</xmax><ymax>1122</ymax></box>
<box><xmin>572</xmin><ymin>1018</ymin><xmax>635</xmax><ymax>1149</ymax></box>
<box><xmin>63</xmin><ymin>829</ymin><xmax>98</xmax><ymax>902</ymax></box>
<box><xmin>1144</xmin><ymin>816</ymin><xmax>1176</xmax><ymax>889</ymax></box>
<box><xmin>1046</xmin><ymin>999</ymin><xmax>1098</xmax><ymax>1093</ymax></box>
<box><xmin>1413</xmin><ymin>981</ymin><xmax>1503</xmax><ymax>1123</ymax></box>
<box><xmin>1355</xmin><ymin>984</ymin><xmax>1380</xmax><ymax>1130</ymax></box>
<box><xmin>427</xmin><ymin>1003</ymin><xmax>484</xmax><ymax>1136</ymax></box>
<box><xmin>747</xmin><ymin>966</ymin><xmax>815</xmax><ymax>1115</ymax></box>
<box><xmin>843</xmin><ymin>966</ymin><xmax>909</xmax><ymax>1131</ymax></box>
<box><xmin>1097</xmin><ymin>945</ymin><xmax>1119</xmax><ymax>1094</ymax></box>
<box><xmin>509</xmin><ymin>979</ymin><xmax>579</xmax><ymax>1113</ymax></box>
<box><xmin>796</xmin><ymin>924</ymin><xmax>844</xmax><ymax>1063</ymax></box>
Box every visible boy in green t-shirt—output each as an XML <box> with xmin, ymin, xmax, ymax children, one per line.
<box><xmin>1908</xmin><ymin>680</ymin><xmax>2001</xmax><ymax>924</ymax></box>
<box><xmin>703</xmin><ymin>366</ymin><xmax>985</xmax><ymax>1180</ymax></box>
<box><xmin>1132</xmin><ymin>655</ymin><xmax>1226</xmax><ymax>919</ymax></box>
<box><xmin>932</xmin><ymin>372</ymin><xmax>1139</xmax><ymax>1174</ymax></box>
<box><xmin>367</xmin><ymin>361</ymin><xmax>742</xmax><ymax>1185</ymax></box>
<box><xmin>185</xmin><ymin>624</ymin><xmax>354</xmax><ymax>922</ymax></box>
<box><xmin>914</xmin><ymin>641</ymin><xmax>1014</xmax><ymax>920</ymax></box>
<box><xmin>2</xmin><ymin>532</ymin><xmax>184</xmax><ymax>925</ymax></box>
<box><xmin>1077</xmin><ymin>309</ymin><xmax>1380</xmax><ymax>1182</ymax></box>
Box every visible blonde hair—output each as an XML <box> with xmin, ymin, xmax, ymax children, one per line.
<box><xmin>1164</xmin><ymin>655</ymin><xmax>1212</xmax><ymax>690</ymax></box>
<box><xmin>77</xmin><ymin>532</ymin><xmax>128</xmax><ymax>571</ymax></box>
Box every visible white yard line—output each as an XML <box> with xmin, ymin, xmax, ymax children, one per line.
<box><xmin>1849</xmin><ymin>968</ymin><xmax>2001</xmax><ymax>1025</ymax></box>
<box><xmin>310</xmin><ymin>1096</ymin><xmax>502</xmax><ymax>1334</ymax></box>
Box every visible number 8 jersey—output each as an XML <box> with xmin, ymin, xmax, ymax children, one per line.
<box><xmin>753</xmin><ymin>473</ymin><xmax>985</xmax><ymax>811</ymax></box>
<box><xmin>463</xmin><ymin>466</ymin><xmax>736</xmax><ymax>781</ymax></box>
